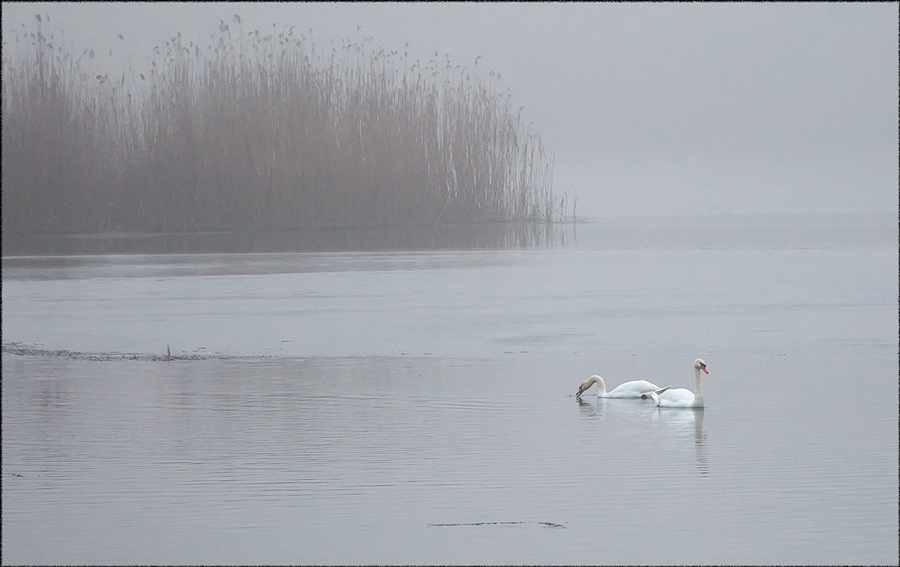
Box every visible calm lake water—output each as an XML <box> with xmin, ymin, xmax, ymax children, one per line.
<box><xmin>2</xmin><ymin>214</ymin><xmax>897</xmax><ymax>565</ymax></box>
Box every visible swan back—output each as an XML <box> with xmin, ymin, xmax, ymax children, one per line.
<box><xmin>578</xmin><ymin>377</ymin><xmax>668</xmax><ymax>399</ymax></box>
<box><xmin>656</xmin><ymin>387</ymin><xmax>700</xmax><ymax>408</ymax></box>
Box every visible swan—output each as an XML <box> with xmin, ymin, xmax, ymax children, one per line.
<box><xmin>650</xmin><ymin>358</ymin><xmax>709</xmax><ymax>408</ymax></box>
<box><xmin>576</xmin><ymin>375</ymin><xmax>670</xmax><ymax>399</ymax></box>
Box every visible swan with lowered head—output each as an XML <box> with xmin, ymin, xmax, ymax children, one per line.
<box><xmin>576</xmin><ymin>375</ymin><xmax>670</xmax><ymax>399</ymax></box>
<box><xmin>650</xmin><ymin>358</ymin><xmax>709</xmax><ymax>408</ymax></box>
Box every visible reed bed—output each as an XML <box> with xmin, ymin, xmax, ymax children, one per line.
<box><xmin>3</xmin><ymin>16</ymin><xmax>569</xmax><ymax>235</ymax></box>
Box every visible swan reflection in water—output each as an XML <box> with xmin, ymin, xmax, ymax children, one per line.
<box><xmin>575</xmin><ymin>395</ymin><xmax>658</xmax><ymax>419</ymax></box>
<box><xmin>575</xmin><ymin>394</ymin><xmax>708</xmax><ymax>475</ymax></box>
<box><xmin>576</xmin><ymin>394</ymin><xmax>606</xmax><ymax>418</ymax></box>
<box><xmin>652</xmin><ymin>407</ymin><xmax>708</xmax><ymax>476</ymax></box>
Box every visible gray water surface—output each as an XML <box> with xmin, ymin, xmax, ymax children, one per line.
<box><xmin>3</xmin><ymin>214</ymin><xmax>897</xmax><ymax>565</ymax></box>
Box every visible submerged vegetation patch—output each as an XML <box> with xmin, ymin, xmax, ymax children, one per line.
<box><xmin>428</xmin><ymin>521</ymin><xmax>566</xmax><ymax>529</ymax></box>
<box><xmin>2</xmin><ymin>14</ymin><xmax>570</xmax><ymax>238</ymax></box>
<box><xmin>1</xmin><ymin>342</ymin><xmax>247</xmax><ymax>362</ymax></box>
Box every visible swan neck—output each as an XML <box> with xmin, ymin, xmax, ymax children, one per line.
<box><xmin>593</xmin><ymin>375</ymin><xmax>607</xmax><ymax>395</ymax></box>
<box><xmin>693</xmin><ymin>367</ymin><xmax>704</xmax><ymax>403</ymax></box>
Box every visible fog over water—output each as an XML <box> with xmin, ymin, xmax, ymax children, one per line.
<box><xmin>2</xmin><ymin>217</ymin><xmax>897</xmax><ymax>564</ymax></box>
<box><xmin>3</xmin><ymin>2</ymin><xmax>896</xmax><ymax>218</ymax></box>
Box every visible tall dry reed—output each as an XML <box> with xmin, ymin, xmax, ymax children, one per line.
<box><xmin>2</xmin><ymin>16</ymin><xmax>569</xmax><ymax>235</ymax></box>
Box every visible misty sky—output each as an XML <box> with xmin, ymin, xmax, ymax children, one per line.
<box><xmin>3</xmin><ymin>2</ymin><xmax>896</xmax><ymax>218</ymax></box>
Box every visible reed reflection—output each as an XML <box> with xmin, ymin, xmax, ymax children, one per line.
<box><xmin>2</xmin><ymin>222</ymin><xmax>574</xmax><ymax>256</ymax></box>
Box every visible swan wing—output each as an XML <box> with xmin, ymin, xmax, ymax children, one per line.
<box><xmin>606</xmin><ymin>380</ymin><xmax>662</xmax><ymax>398</ymax></box>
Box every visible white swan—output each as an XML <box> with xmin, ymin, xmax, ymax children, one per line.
<box><xmin>576</xmin><ymin>375</ymin><xmax>670</xmax><ymax>399</ymax></box>
<box><xmin>650</xmin><ymin>358</ymin><xmax>708</xmax><ymax>408</ymax></box>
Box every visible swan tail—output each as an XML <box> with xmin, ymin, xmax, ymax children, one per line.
<box><xmin>640</xmin><ymin>385</ymin><xmax>669</xmax><ymax>400</ymax></box>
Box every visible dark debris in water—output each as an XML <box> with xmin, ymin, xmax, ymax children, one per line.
<box><xmin>1</xmin><ymin>343</ymin><xmax>250</xmax><ymax>362</ymax></box>
<box><xmin>429</xmin><ymin>521</ymin><xmax>565</xmax><ymax>529</ymax></box>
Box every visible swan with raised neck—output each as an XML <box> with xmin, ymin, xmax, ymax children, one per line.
<box><xmin>650</xmin><ymin>358</ymin><xmax>709</xmax><ymax>408</ymax></box>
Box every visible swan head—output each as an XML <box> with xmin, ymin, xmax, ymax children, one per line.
<box><xmin>576</xmin><ymin>375</ymin><xmax>601</xmax><ymax>396</ymax></box>
<box><xmin>694</xmin><ymin>358</ymin><xmax>708</xmax><ymax>374</ymax></box>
